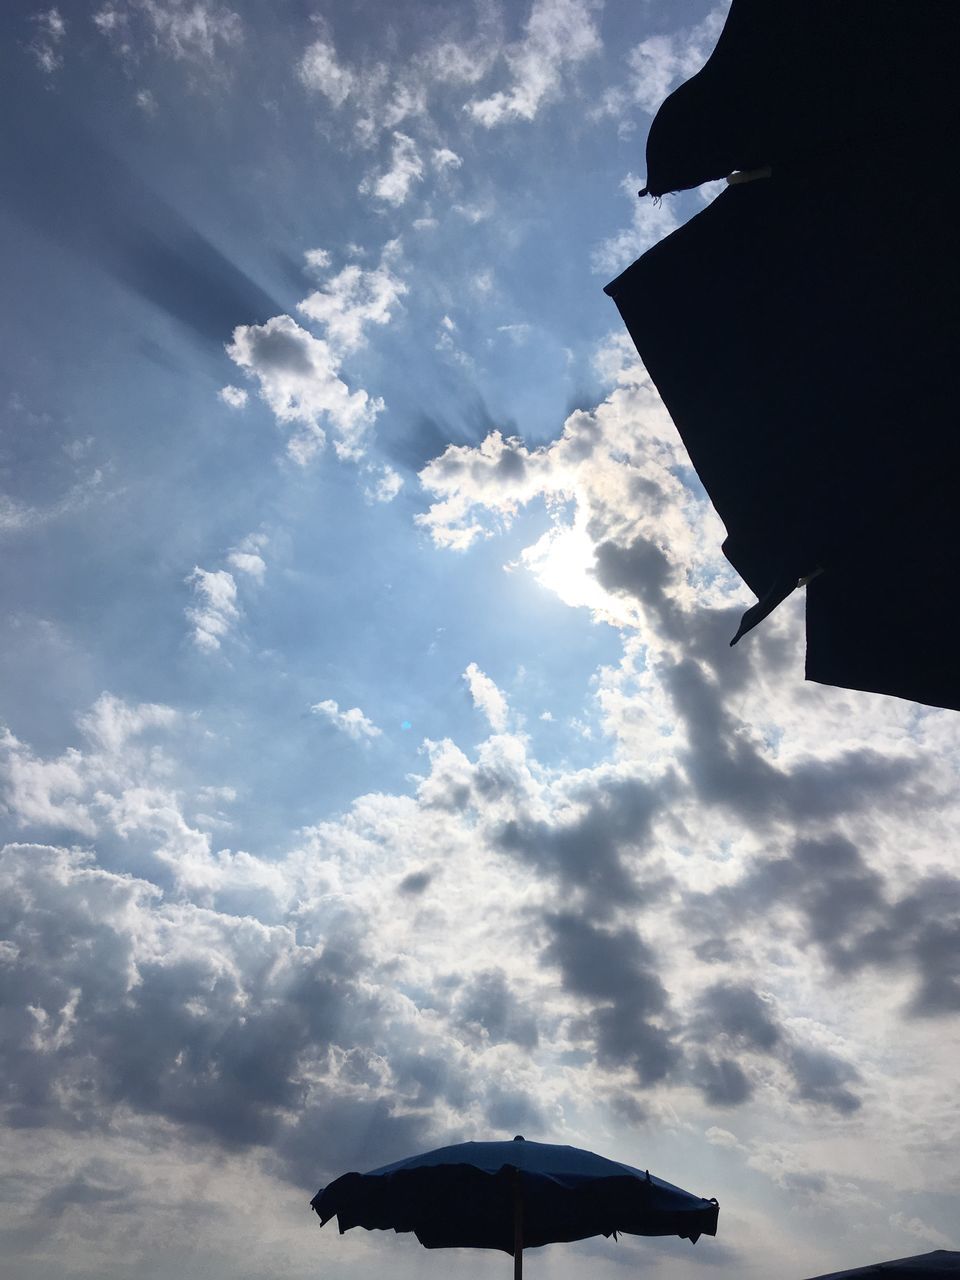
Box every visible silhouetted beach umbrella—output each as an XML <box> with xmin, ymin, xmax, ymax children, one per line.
<box><xmin>310</xmin><ymin>1134</ymin><xmax>719</xmax><ymax>1277</ymax></box>
<box><xmin>604</xmin><ymin>0</ymin><xmax>960</xmax><ymax>711</ymax></box>
<box><xmin>801</xmin><ymin>1251</ymin><xmax>960</xmax><ymax>1280</ymax></box>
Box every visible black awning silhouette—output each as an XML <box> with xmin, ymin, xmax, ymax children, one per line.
<box><xmin>605</xmin><ymin>0</ymin><xmax>960</xmax><ymax>712</ymax></box>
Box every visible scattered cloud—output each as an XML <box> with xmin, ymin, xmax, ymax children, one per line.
<box><xmin>93</xmin><ymin>0</ymin><xmax>243</xmax><ymax>64</ymax></box>
<box><xmin>432</xmin><ymin>146</ymin><xmax>463</xmax><ymax>171</ymax></box>
<box><xmin>298</xmin><ymin>35</ymin><xmax>354</xmax><ymax>107</ymax></box>
<box><xmin>626</xmin><ymin>6</ymin><xmax>728</xmax><ymax>115</ymax></box>
<box><xmin>184</xmin><ymin>566</ymin><xmax>238</xmax><ymax>652</ymax></box>
<box><xmin>0</xmin><ymin>471</ymin><xmax>105</xmax><ymax>537</ymax></box>
<box><xmin>184</xmin><ymin>535</ymin><xmax>267</xmax><ymax>650</ymax></box>
<box><xmin>225</xmin><ymin>242</ymin><xmax>405</xmax><ymax>464</ymax></box>
<box><xmin>304</xmin><ymin>247</ymin><xmax>332</xmax><ymax>273</ymax></box>
<box><xmin>225</xmin><ymin>315</ymin><xmax>381</xmax><ymax>463</ymax></box>
<box><xmin>298</xmin><ymin>240</ymin><xmax>406</xmax><ymax>352</ymax></box>
<box><xmin>467</xmin><ymin>0</ymin><xmax>602</xmax><ymax>126</ymax></box>
<box><xmin>226</xmin><ymin>533</ymin><xmax>267</xmax><ymax>582</ymax></box>
<box><xmin>310</xmin><ymin>699</ymin><xmax>382</xmax><ymax>742</ymax></box>
<box><xmin>463</xmin><ymin>663</ymin><xmax>509</xmax><ymax>733</ymax></box>
<box><xmin>359</xmin><ymin>132</ymin><xmax>424</xmax><ymax>207</ymax></box>
<box><xmin>889</xmin><ymin>1213</ymin><xmax>953</xmax><ymax>1250</ymax></box>
<box><xmin>364</xmin><ymin>465</ymin><xmax>403</xmax><ymax>504</ymax></box>
<box><xmin>218</xmin><ymin>384</ymin><xmax>248</xmax><ymax>409</ymax></box>
<box><xmin>29</xmin><ymin>7</ymin><xmax>66</xmax><ymax>74</ymax></box>
<box><xmin>591</xmin><ymin>174</ymin><xmax>680</xmax><ymax>275</ymax></box>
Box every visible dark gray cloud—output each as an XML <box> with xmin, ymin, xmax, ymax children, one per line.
<box><xmin>841</xmin><ymin>874</ymin><xmax>960</xmax><ymax>1017</ymax></box>
<box><xmin>497</xmin><ymin>775</ymin><xmax>673</xmax><ymax>911</ymax></box>
<box><xmin>692</xmin><ymin>982</ymin><xmax>781</xmax><ymax>1052</ymax></box>
<box><xmin>606</xmin><ymin>1091</ymin><xmax>649</xmax><ymax>1126</ymax></box>
<box><xmin>684</xmin><ymin>836</ymin><xmax>960</xmax><ymax>1019</ymax></box>
<box><xmin>690</xmin><ymin>1052</ymin><xmax>753</xmax><ymax>1106</ymax></box>
<box><xmin>390</xmin><ymin>1049</ymin><xmax>472</xmax><ymax>1113</ymax></box>
<box><xmin>589</xmin><ymin>1002</ymin><xmax>680</xmax><ymax>1084</ymax></box>
<box><xmin>544</xmin><ymin>913</ymin><xmax>665</xmax><ymax>1007</ymax></box>
<box><xmin>0</xmin><ymin>846</ymin><xmax>433</xmax><ymax>1184</ymax></box>
<box><xmin>787</xmin><ymin>1045</ymin><xmax>861</xmax><ymax>1114</ymax></box>
<box><xmin>662</xmin><ymin>658</ymin><xmax>918</xmax><ymax>822</ymax></box>
<box><xmin>273</xmin><ymin>1095</ymin><xmax>435</xmax><ymax>1189</ymax></box>
<box><xmin>543</xmin><ymin>913</ymin><xmax>680</xmax><ymax>1085</ymax></box>
<box><xmin>595</xmin><ymin>534</ymin><xmax>791</xmax><ymax>689</ymax></box>
<box><xmin>684</xmin><ymin>980</ymin><xmax>863</xmax><ymax>1113</ymax></box>
<box><xmin>483</xmin><ymin>1083</ymin><xmax>545</xmax><ymax>1134</ymax></box>
<box><xmin>398</xmin><ymin>868</ymin><xmax>433</xmax><ymax>895</ymax></box>
<box><xmin>40</xmin><ymin>1171</ymin><xmax>132</xmax><ymax>1219</ymax></box>
<box><xmin>454</xmin><ymin>968</ymin><xmax>539</xmax><ymax>1048</ymax></box>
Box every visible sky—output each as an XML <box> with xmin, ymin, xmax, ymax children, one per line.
<box><xmin>1</xmin><ymin>3</ymin><xmax>959</xmax><ymax>1279</ymax></box>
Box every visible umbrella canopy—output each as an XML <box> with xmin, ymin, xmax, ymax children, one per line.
<box><xmin>801</xmin><ymin>1251</ymin><xmax>960</xmax><ymax>1280</ymax></box>
<box><xmin>311</xmin><ymin>1135</ymin><xmax>719</xmax><ymax>1276</ymax></box>
<box><xmin>604</xmin><ymin>0</ymin><xmax>960</xmax><ymax>712</ymax></box>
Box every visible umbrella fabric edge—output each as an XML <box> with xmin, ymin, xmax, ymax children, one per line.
<box><xmin>311</xmin><ymin>1163</ymin><xmax>719</xmax><ymax>1253</ymax></box>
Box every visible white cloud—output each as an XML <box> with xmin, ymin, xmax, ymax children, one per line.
<box><xmin>298</xmin><ymin>36</ymin><xmax>354</xmax><ymax>106</ymax></box>
<box><xmin>3</xmin><ymin>627</ymin><xmax>960</xmax><ymax>1280</ymax></box>
<box><xmin>185</xmin><ymin>567</ymin><xmax>238</xmax><ymax>652</ymax></box>
<box><xmin>432</xmin><ymin>146</ymin><xmax>463</xmax><ymax>171</ymax></box>
<box><xmin>414</xmin><ymin>337</ymin><xmax>736</xmax><ymax>614</ymax></box>
<box><xmin>30</xmin><ymin>7</ymin><xmax>66</xmax><ymax>73</ymax></box>
<box><xmin>285</xmin><ymin>422</ymin><xmax>325</xmax><ymax>466</ymax></box>
<box><xmin>218</xmin><ymin>385</ymin><xmax>248</xmax><ymax>409</ymax></box>
<box><xmin>36</xmin><ymin>6</ymin><xmax>66</xmax><ymax>38</ymax></box>
<box><xmin>590</xmin><ymin>174</ymin><xmax>680</xmax><ymax>275</ymax></box>
<box><xmin>626</xmin><ymin>6</ymin><xmax>727</xmax><ymax>114</ymax></box>
<box><xmin>310</xmin><ymin>699</ymin><xmax>382</xmax><ymax>742</ymax></box>
<box><xmin>467</xmin><ymin>0</ymin><xmax>601</xmax><ymax>126</ymax></box>
<box><xmin>425</xmin><ymin>30</ymin><xmax>500</xmax><ymax>86</ymax></box>
<box><xmin>0</xmin><ymin>471</ymin><xmax>105</xmax><ymax>536</ymax></box>
<box><xmin>436</xmin><ymin>315</ymin><xmax>473</xmax><ymax>369</ymax></box>
<box><xmin>92</xmin><ymin>6</ymin><xmax>121</xmax><ymax>33</ymax></box>
<box><xmin>298</xmin><ymin>241</ymin><xmax>406</xmax><ymax>352</ymax></box>
<box><xmin>8</xmin><ymin>277</ymin><xmax>960</xmax><ymax>1280</ymax></box>
<box><xmin>1</xmin><ymin>693</ymin><xmax>177</xmax><ymax>837</ymax></box>
<box><xmin>364</xmin><ymin>466</ymin><xmax>403</xmax><ymax>504</ymax></box>
<box><xmin>225</xmin><ymin>243</ymin><xmax>406</xmax><ymax>465</ymax></box>
<box><xmin>359</xmin><ymin>132</ymin><xmax>424</xmax><ymax>207</ymax></box>
<box><xmin>454</xmin><ymin>202</ymin><xmax>491</xmax><ymax>223</ymax></box>
<box><xmin>304</xmin><ymin>247</ymin><xmax>331</xmax><ymax>272</ymax></box>
<box><xmin>78</xmin><ymin>692</ymin><xmax>179</xmax><ymax>754</ymax></box>
<box><xmin>226</xmin><ymin>550</ymin><xmax>265</xmax><ymax>581</ymax></box>
<box><xmin>225</xmin><ymin>315</ymin><xmax>382</xmax><ymax>462</ymax></box>
<box><xmin>464</xmin><ymin>663</ymin><xmax>510</xmax><ymax>733</ymax></box>
<box><xmin>185</xmin><ymin>536</ymin><xmax>266</xmax><ymax>648</ymax></box>
<box><xmin>94</xmin><ymin>0</ymin><xmax>243</xmax><ymax>63</ymax></box>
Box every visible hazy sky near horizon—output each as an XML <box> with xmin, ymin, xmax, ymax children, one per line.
<box><xmin>2</xmin><ymin>3</ymin><xmax>959</xmax><ymax>1279</ymax></box>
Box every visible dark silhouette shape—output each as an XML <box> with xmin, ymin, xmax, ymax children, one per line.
<box><xmin>604</xmin><ymin>1</ymin><xmax>960</xmax><ymax>711</ymax></box>
<box><xmin>311</xmin><ymin>1136</ymin><xmax>718</xmax><ymax>1277</ymax></box>
<box><xmin>802</xmin><ymin>1251</ymin><xmax>960</xmax><ymax>1280</ymax></box>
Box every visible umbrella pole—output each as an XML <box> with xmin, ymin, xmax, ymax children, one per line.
<box><xmin>513</xmin><ymin>1170</ymin><xmax>523</xmax><ymax>1280</ymax></box>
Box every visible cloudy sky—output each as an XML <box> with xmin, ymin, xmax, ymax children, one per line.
<box><xmin>2</xmin><ymin>2</ymin><xmax>959</xmax><ymax>1279</ymax></box>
